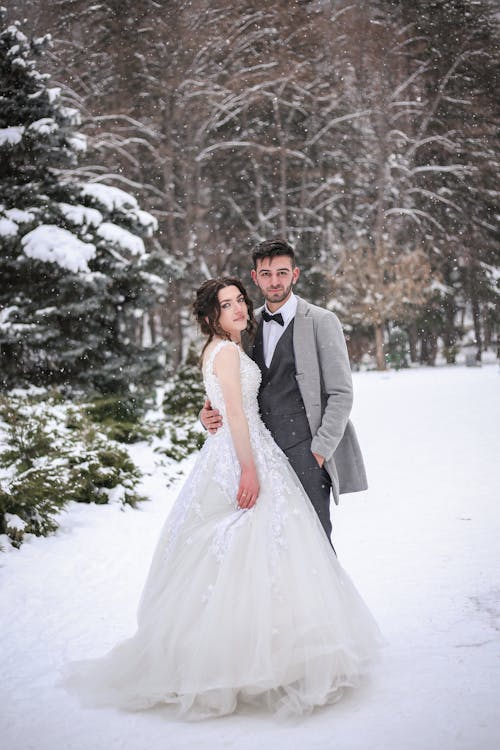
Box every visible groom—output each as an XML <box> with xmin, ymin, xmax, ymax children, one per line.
<box><xmin>201</xmin><ymin>238</ymin><xmax>367</xmax><ymax>542</ymax></box>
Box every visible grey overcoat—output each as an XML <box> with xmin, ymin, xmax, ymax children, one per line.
<box><xmin>247</xmin><ymin>295</ymin><xmax>368</xmax><ymax>504</ymax></box>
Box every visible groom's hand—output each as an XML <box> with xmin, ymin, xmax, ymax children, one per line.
<box><xmin>312</xmin><ymin>451</ymin><xmax>325</xmax><ymax>468</ymax></box>
<box><xmin>200</xmin><ymin>398</ymin><xmax>223</xmax><ymax>434</ymax></box>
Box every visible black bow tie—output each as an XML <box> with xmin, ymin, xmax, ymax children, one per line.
<box><xmin>261</xmin><ymin>310</ymin><xmax>284</xmax><ymax>326</ymax></box>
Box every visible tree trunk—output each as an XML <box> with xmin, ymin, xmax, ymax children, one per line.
<box><xmin>469</xmin><ymin>269</ymin><xmax>483</xmax><ymax>362</ymax></box>
<box><xmin>428</xmin><ymin>333</ymin><xmax>438</xmax><ymax>366</ymax></box>
<box><xmin>442</xmin><ymin>297</ymin><xmax>457</xmax><ymax>364</ymax></box>
<box><xmin>482</xmin><ymin>304</ymin><xmax>492</xmax><ymax>350</ymax></box>
<box><xmin>168</xmin><ymin>281</ymin><xmax>183</xmax><ymax>370</ymax></box>
<box><xmin>419</xmin><ymin>334</ymin><xmax>428</xmax><ymax>365</ymax></box>
<box><xmin>471</xmin><ymin>296</ymin><xmax>483</xmax><ymax>362</ymax></box>
<box><xmin>407</xmin><ymin>321</ymin><xmax>418</xmax><ymax>363</ymax></box>
<box><xmin>273</xmin><ymin>95</ymin><xmax>287</xmax><ymax>238</ymax></box>
<box><xmin>374</xmin><ymin>323</ymin><xmax>386</xmax><ymax>370</ymax></box>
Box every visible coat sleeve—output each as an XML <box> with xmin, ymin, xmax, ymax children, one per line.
<box><xmin>309</xmin><ymin>311</ymin><xmax>353</xmax><ymax>461</ymax></box>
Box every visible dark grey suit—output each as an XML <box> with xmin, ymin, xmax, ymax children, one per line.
<box><xmin>244</xmin><ymin>295</ymin><xmax>367</xmax><ymax>535</ymax></box>
<box><xmin>252</xmin><ymin>317</ymin><xmax>334</xmax><ymax>539</ymax></box>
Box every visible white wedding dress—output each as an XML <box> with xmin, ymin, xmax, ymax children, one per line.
<box><xmin>64</xmin><ymin>340</ymin><xmax>382</xmax><ymax>719</ymax></box>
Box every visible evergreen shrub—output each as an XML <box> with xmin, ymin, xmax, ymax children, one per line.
<box><xmin>160</xmin><ymin>426</ymin><xmax>206</xmax><ymax>462</ymax></box>
<box><xmin>0</xmin><ymin>392</ymin><xmax>146</xmax><ymax>547</ymax></box>
<box><xmin>85</xmin><ymin>394</ymin><xmax>150</xmax><ymax>443</ymax></box>
<box><xmin>386</xmin><ymin>329</ymin><xmax>410</xmax><ymax>370</ymax></box>
<box><xmin>163</xmin><ymin>345</ymin><xmax>206</xmax><ymax>419</ymax></box>
<box><xmin>0</xmin><ymin>470</ymin><xmax>67</xmax><ymax>546</ymax></box>
<box><xmin>66</xmin><ymin>444</ymin><xmax>142</xmax><ymax>506</ymax></box>
<box><xmin>161</xmin><ymin>345</ymin><xmax>206</xmax><ymax>461</ymax></box>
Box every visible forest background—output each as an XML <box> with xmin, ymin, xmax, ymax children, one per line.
<box><xmin>2</xmin><ymin>0</ymin><xmax>499</xmax><ymax>381</ymax></box>
<box><xmin>0</xmin><ymin>1</ymin><xmax>498</xmax><ymax>545</ymax></box>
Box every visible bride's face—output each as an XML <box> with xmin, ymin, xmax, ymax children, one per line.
<box><xmin>217</xmin><ymin>285</ymin><xmax>248</xmax><ymax>341</ymax></box>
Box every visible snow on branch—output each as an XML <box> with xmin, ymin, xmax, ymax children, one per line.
<box><xmin>390</xmin><ymin>62</ymin><xmax>430</xmax><ymax>102</ymax></box>
<box><xmin>80</xmin><ymin>183</ymin><xmax>138</xmax><ymax>211</ymax></box>
<box><xmin>0</xmin><ymin>126</ymin><xmax>25</xmax><ymax>145</ymax></box>
<box><xmin>21</xmin><ymin>225</ymin><xmax>96</xmax><ymax>273</ymax></box>
<box><xmin>0</xmin><ymin>217</ymin><xmax>18</xmax><ymax>237</ymax></box>
<box><xmin>307</xmin><ymin>110</ymin><xmax>372</xmax><ymax>147</ymax></box>
<box><xmin>96</xmin><ymin>223</ymin><xmax>145</xmax><ymax>256</ymax></box>
<box><xmin>385</xmin><ymin>207</ymin><xmax>445</xmax><ymax>231</ymax></box>
<box><xmin>89</xmin><ymin>115</ymin><xmax>161</xmax><ymax>140</ymax></box>
<box><xmin>27</xmin><ymin>118</ymin><xmax>59</xmax><ymax>135</ymax></box>
<box><xmin>411</xmin><ymin>164</ymin><xmax>471</xmax><ymax>178</ymax></box>
<box><xmin>195</xmin><ymin>141</ymin><xmax>314</xmax><ymax>165</ymax></box>
<box><xmin>58</xmin><ymin>203</ymin><xmax>103</xmax><ymax>228</ymax></box>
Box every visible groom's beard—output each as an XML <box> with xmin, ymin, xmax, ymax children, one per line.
<box><xmin>263</xmin><ymin>280</ymin><xmax>294</xmax><ymax>305</ymax></box>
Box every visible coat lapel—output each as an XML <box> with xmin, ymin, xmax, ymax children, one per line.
<box><xmin>293</xmin><ymin>297</ymin><xmax>322</xmax><ymax>426</ymax></box>
<box><xmin>292</xmin><ymin>297</ymin><xmax>315</xmax><ymax>377</ymax></box>
<box><xmin>252</xmin><ymin>321</ymin><xmax>270</xmax><ymax>383</ymax></box>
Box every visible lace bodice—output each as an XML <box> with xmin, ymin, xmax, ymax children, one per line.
<box><xmin>160</xmin><ymin>338</ymin><xmax>294</xmax><ymax>569</ymax></box>
<box><xmin>199</xmin><ymin>339</ymin><xmax>292</xmax><ymax>563</ymax></box>
<box><xmin>202</xmin><ymin>339</ymin><xmax>263</xmax><ymax>435</ymax></box>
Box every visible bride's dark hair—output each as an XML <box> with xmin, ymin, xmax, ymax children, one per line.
<box><xmin>193</xmin><ymin>277</ymin><xmax>256</xmax><ymax>357</ymax></box>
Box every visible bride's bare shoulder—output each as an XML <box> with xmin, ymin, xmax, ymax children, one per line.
<box><xmin>202</xmin><ymin>338</ymin><xmax>228</xmax><ymax>367</ymax></box>
<box><xmin>202</xmin><ymin>339</ymin><xmax>239</xmax><ymax>372</ymax></box>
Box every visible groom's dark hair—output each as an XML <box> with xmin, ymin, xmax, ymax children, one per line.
<box><xmin>252</xmin><ymin>238</ymin><xmax>296</xmax><ymax>268</ymax></box>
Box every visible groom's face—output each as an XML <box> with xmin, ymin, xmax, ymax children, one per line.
<box><xmin>251</xmin><ymin>255</ymin><xmax>300</xmax><ymax>309</ymax></box>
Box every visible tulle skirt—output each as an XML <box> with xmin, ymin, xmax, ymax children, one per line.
<box><xmin>63</xmin><ymin>434</ymin><xmax>382</xmax><ymax>720</ymax></box>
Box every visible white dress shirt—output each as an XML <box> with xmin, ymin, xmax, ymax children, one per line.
<box><xmin>262</xmin><ymin>293</ymin><xmax>298</xmax><ymax>368</ymax></box>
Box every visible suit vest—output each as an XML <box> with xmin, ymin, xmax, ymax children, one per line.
<box><xmin>252</xmin><ymin>319</ymin><xmax>311</xmax><ymax>451</ymax></box>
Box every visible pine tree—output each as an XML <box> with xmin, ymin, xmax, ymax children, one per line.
<box><xmin>0</xmin><ymin>10</ymin><xmax>165</xmax><ymax>392</ymax></box>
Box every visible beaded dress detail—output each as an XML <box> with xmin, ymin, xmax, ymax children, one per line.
<box><xmin>63</xmin><ymin>340</ymin><xmax>382</xmax><ymax>719</ymax></box>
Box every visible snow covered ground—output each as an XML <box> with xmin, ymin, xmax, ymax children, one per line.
<box><xmin>1</xmin><ymin>364</ymin><xmax>499</xmax><ymax>750</ymax></box>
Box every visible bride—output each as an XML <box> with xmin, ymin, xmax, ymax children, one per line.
<box><xmin>63</xmin><ymin>277</ymin><xmax>382</xmax><ymax>719</ymax></box>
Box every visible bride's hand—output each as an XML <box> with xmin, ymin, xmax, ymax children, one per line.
<box><xmin>237</xmin><ymin>467</ymin><xmax>259</xmax><ymax>509</ymax></box>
